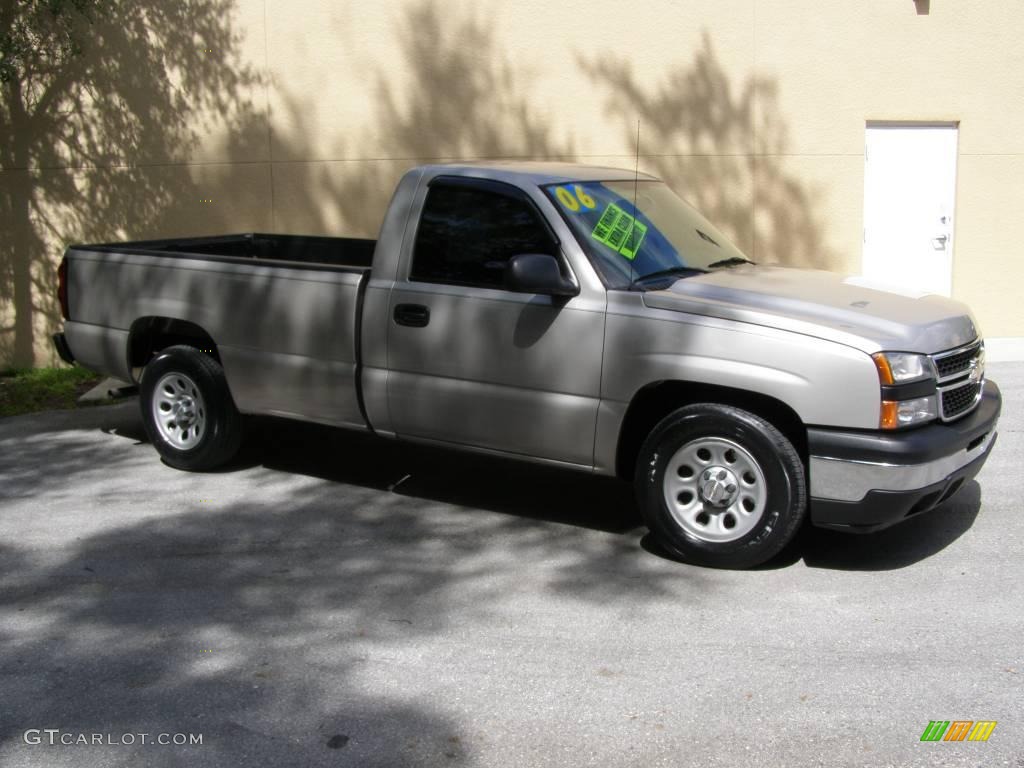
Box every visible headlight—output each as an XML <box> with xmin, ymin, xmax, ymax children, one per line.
<box><xmin>873</xmin><ymin>351</ymin><xmax>938</xmax><ymax>429</ymax></box>
<box><xmin>880</xmin><ymin>395</ymin><xmax>939</xmax><ymax>429</ymax></box>
<box><xmin>872</xmin><ymin>352</ymin><xmax>933</xmax><ymax>384</ymax></box>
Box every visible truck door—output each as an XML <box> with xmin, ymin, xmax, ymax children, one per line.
<box><xmin>385</xmin><ymin>176</ymin><xmax>603</xmax><ymax>467</ymax></box>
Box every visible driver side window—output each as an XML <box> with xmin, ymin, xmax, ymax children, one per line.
<box><xmin>410</xmin><ymin>182</ymin><xmax>559</xmax><ymax>289</ymax></box>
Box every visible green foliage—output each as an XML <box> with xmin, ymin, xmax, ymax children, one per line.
<box><xmin>0</xmin><ymin>366</ymin><xmax>101</xmax><ymax>417</ymax></box>
<box><xmin>0</xmin><ymin>0</ymin><xmax>104</xmax><ymax>84</ymax></box>
<box><xmin>0</xmin><ymin>0</ymin><xmax>260</xmax><ymax>368</ymax></box>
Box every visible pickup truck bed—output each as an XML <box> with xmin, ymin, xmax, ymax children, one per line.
<box><xmin>75</xmin><ymin>232</ymin><xmax>377</xmax><ymax>270</ymax></box>
<box><xmin>62</xmin><ymin>233</ymin><xmax>375</xmax><ymax>429</ymax></box>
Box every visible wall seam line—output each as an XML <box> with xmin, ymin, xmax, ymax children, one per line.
<box><xmin>752</xmin><ymin>0</ymin><xmax>757</xmax><ymax>260</ymax></box>
<box><xmin>262</xmin><ymin>0</ymin><xmax>275</xmax><ymax>231</ymax></box>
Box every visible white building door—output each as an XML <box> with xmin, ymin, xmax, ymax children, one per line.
<box><xmin>862</xmin><ymin>124</ymin><xmax>959</xmax><ymax>296</ymax></box>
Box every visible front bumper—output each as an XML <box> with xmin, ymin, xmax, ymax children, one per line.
<box><xmin>808</xmin><ymin>380</ymin><xmax>1001</xmax><ymax>532</ymax></box>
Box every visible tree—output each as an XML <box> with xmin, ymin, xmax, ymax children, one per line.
<box><xmin>2</xmin><ymin>1</ymin><xmax>101</xmax><ymax>366</ymax></box>
<box><xmin>0</xmin><ymin>0</ymin><xmax>260</xmax><ymax>366</ymax></box>
<box><xmin>0</xmin><ymin>1</ymin><xmax>100</xmax><ymax>85</ymax></box>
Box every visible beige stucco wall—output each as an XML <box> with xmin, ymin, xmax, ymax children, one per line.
<box><xmin>3</xmin><ymin>0</ymin><xmax>1022</xmax><ymax>367</ymax></box>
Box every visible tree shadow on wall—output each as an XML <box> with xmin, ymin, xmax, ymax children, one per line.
<box><xmin>0</xmin><ymin>1</ymin><xmax>836</xmax><ymax>371</ymax></box>
<box><xmin>373</xmin><ymin>1</ymin><xmax>572</xmax><ymax>164</ymax></box>
<box><xmin>580</xmin><ymin>32</ymin><xmax>834</xmax><ymax>268</ymax></box>
<box><xmin>269</xmin><ymin>0</ymin><xmax>576</xmax><ymax>240</ymax></box>
<box><xmin>0</xmin><ymin>1</ymin><xmax>266</xmax><ymax>367</ymax></box>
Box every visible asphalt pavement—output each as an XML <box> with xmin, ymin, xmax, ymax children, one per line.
<box><xmin>1</xmin><ymin>363</ymin><xmax>1021</xmax><ymax>767</ymax></box>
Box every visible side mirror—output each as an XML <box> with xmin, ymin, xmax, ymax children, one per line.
<box><xmin>505</xmin><ymin>254</ymin><xmax>579</xmax><ymax>297</ymax></box>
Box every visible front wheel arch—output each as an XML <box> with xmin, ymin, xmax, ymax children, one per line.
<box><xmin>615</xmin><ymin>380</ymin><xmax>808</xmax><ymax>481</ymax></box>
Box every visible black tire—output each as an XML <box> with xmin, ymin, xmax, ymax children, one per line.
<box><xmin>139</xmin><ymin>345</ymin><xmax>242</xmax><ymax>471</ymax></box>
<box><xmin>635</xmin><ymin>403</ymin><xmax>806</xmax><ymax>569</ymax></box>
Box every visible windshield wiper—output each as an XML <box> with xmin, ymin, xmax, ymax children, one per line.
<box><xmin>706</xmin><ymin>257</ymin><xmax>754</xmax><ymax>269</ymax></box>
<box><xmin>631</xmin><ymin>265</ymin><xmax>707</xmax><ymax>285</ymax></box>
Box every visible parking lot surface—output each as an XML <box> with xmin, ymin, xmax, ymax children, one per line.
<box><xmin>1</xmin><ymin>363</ymin><xmax>1021</xmax><ymax>767</ymax></box>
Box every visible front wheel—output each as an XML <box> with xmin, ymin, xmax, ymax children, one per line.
<box><xmin>139</xmin><ymin>345</ymin><xmax>242</xmax><ymax>471</ymax></box>
<box><xmin>635</xmin><ymin>403</ymin><xmax>806</xmax><ymax>569</ymax></box>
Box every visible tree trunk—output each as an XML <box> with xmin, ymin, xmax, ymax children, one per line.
<box><xmin>10</xmin><ymin>186</ymin><xmax>35</xmax><ymax>368</ymax></box>
<box><xmin>5</xmin><ymin>77</ymin><xmax>36</xmax><ymax>367</ymax></box>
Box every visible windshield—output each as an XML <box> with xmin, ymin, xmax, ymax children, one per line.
<box><xmin>542</xmin><ymin>180</ymin><xmax>751</xmax><ymax>287</ymax></box>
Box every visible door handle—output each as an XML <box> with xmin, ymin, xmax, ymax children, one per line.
<box><xmin>932</xmin><ymin>234</ymin><xmax>948</xmax><ymax>250</ymax></box>
<box><xmin>394</xmin><ymin>303</ymin><xmax>430</xmax><ymax>328</ymax></box>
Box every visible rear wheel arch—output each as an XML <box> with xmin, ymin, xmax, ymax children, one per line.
<box><xmin>127</xmin><ymin>317</ymin><xmax>221</xmax><ymax>381</ymax></box>
<box><xmin>615</xmin><ymin>380</ymin><xmax>808</xmax><ymax>480</ymax></box>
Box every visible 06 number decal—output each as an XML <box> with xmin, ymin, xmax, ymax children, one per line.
<box><xmin>574</xmin><ymin>185</ymin><xmax>596</xmax><ymax>209</ymax></box>
<box><xmin>555</xmin><ymin>184</ymin><xmax>597</xmax><ymax>212</ymax></box>
<box><xmin>555</xmin><ymin>186</ymin><xmax>580</xmax><ymax>211</ymax></box>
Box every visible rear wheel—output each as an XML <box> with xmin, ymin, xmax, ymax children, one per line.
<box><xmin>635</xmin><ymin>403</ymin><xmax>806</xmax><ymax>568</ymax></box>
<box><xmin>140</xmin><ymin>345</ymin><xmax>242</xmax><ymax>470</ymax></box>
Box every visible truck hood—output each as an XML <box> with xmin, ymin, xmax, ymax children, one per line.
<box><xmin>643</xmin><ymin>265</ymin><xmax>979</xmax><ymax>354</ymax></box>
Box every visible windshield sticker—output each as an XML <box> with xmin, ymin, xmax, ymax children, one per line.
<box><xmin>591</xmin><ymin>203</ymin><xmax>647</xmax><ymax>260</ymax></box>
<box><xmin>555</xmin><ymin>186</ymin><xmax>580</xmax><ymax>211</ymax></box>
<box><xmin>554</xmin><ymin>185</ymin><xmax>597</xmax><ymax>213</ymax></box>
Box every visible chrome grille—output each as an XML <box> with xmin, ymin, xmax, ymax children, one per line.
<box><xmin>932</xmin><ymin>340</ymin><xmax>983</xmax><ymax>383</ymax></box>
<box><xmin>940</xmin><ymin>381</ymin><xmax>983</xmax><ymax>420</ymax></box>
<box><xmin>931</xmin><ymin>340</ymin><xmax>985</xmax><ymax>421</ymax></box>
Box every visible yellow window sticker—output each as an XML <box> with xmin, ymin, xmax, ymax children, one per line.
<box><xmin>591</xmin><ymin>203</ymin><xmax>647</xmax><ymax>260</ymax></box>
<box><xmin>555</xmin><ymin>186</ymin><xmax>580</xmax><ymax>211</ymax></box>
<box><xmin>572</xmin><ymin>184</ymin><xmax>596</xmax><ymax>209</ymax></box>
<box><xmin>555</xmin><ymin>185</ymin><xmax>597</xmax><ymax>213</ymax></box>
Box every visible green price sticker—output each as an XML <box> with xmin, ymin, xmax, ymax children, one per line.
<box><xmin>591</xmin><ymin>203</ymin><xmax>647</xmax><ymax>260</ymax></box>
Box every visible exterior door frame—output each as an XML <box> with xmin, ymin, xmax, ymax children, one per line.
<box><xmin>862</xmin><ymin>120</ymin><xmax>960</xmax><ymax>297</ymax></box>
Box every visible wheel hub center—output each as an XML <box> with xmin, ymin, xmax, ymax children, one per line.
<box><xmin>699</xmin><ymin>466</ymin><xmax>739</xmax><ymax>508</ymax></box>
<box><xmin>172</xmin><ymin>396</ymin><xmax>196</xmax><ymax>427</ymax></box>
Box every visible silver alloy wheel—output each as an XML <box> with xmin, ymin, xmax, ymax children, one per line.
<box><xmin>151</xmin><ymin>372</ymin><xmax>207</xmax><ymax>450</ymax></box>
<box><xmin>662</xmin><ymin>436</ymin><xmax>767</xmax><ymax>543</ymax></box>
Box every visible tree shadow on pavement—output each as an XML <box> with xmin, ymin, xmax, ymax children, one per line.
<box><xmin>87</xmin><ymin>398</ymin><xmax>984</xmax><ymax>578</ymax></box>
<box><xmin>246</xmin><ymin>415</ymin><xmax>640</xmax><ymax>536</ymax></box>
<box><xmin>1</xmin><ymin>495</ymin><xmax>474</xmax><ymax>764</ymax></box>
<box><xmin>0</xmin><ymin>397</ymin><xmax>716</xmax><ymax>766</ymax></box>
<box><xmin>61</xmin><ymin>398</ymin><xmax>986</xmax><ymax>577</ymax></box>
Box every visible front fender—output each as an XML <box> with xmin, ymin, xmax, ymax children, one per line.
<box><xmin>592</xmin><ymin>302</ymin><xmax>880</xmax><ymax>474</ymax></box>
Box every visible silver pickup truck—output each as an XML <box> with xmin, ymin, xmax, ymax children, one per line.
<box><xmin>52</xmin><ymin>162</ymin><xmax>1001</xmax><ymax>568</ymax></box>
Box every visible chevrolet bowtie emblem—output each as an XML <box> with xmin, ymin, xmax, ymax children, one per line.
<box><xmin>968</xmin><ymin>358</ymin><xmax>984</xmax><ymax>383</ymax></box>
